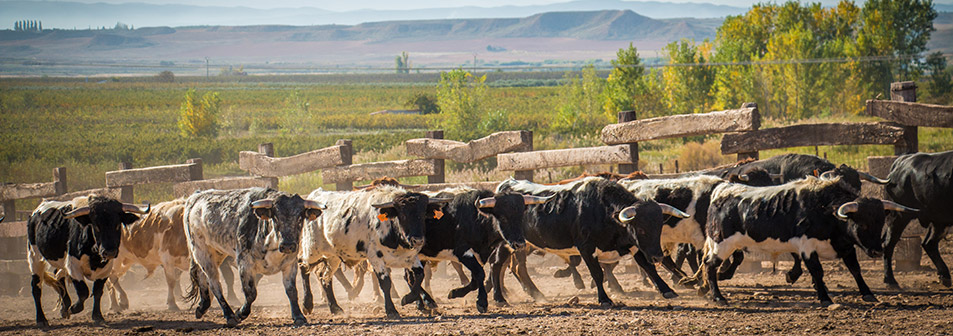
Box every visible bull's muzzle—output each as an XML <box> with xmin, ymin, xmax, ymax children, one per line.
<box><xmin>409</xmin><ymin>237</ymin><xmax>425</xmax><ymax>248</ymax></box>
<box><xmin>279</xmin><ymin>242</ymin><xmax>298</xmax><ymax>254</ymax></box>
<box><xmin>509</xmin><ymin>241</ymin><xmax>526</xmax><ymax>251</ymax></box>
<box><xmin>100</xmin><ymin>248</ymin><xmax>119</xmax><ymax>259</ymax></box>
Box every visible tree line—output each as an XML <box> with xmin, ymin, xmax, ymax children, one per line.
<box><xmin>13</xmin><ymin>20</ymin><xmax>42</xmax><ymax>32</ymax></box>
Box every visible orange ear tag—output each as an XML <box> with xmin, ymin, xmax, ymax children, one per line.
<box><xmin>813</xmin><ymin>169</ymin><xmax>819</xmax><ymax>177</ymax></box>
<box><xmin>433</xmin><ymin>209</ymin><xmax>444</xmax><ymax>220</ymax></box>
<box><xmin>377</xmin><ymin>213</ymin><xmax>389</xmax><ymax>221</ymax></box>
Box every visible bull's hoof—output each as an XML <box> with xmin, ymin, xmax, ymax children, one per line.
<box><xmin>36</xmin><ymin>319</ymin><xmax>49</xmax><ymax>328</ymax></box>
<box><xmin>302</xmin><ymin>304</ymin><xmax>313</xmax><ymax>315</ymax></box>
<box><xmin>292</xmin><ymin>317</ymin><xmax>307</xmax><ymax>326</ymax></box>
<box><xmin>941</xmin><ymin>277</ymin><xmax>952</xmax><ymax>288</ymax></box>
<box><xmin>662</xmin><ymin>291</ymin><xmax>678</xmax><ymax>299</ymax></box>
<box><xmin>69</xmin><ymin>304</ymin><xmax>84</xmax><ymax>315</ymax></box>
<box><xmin>237</xmin><ymin>308</ymin><xmax>251</xmax><ymax>321</ymax></box>
<box><xmin>573</xmin><ymin>279</ymin><xmax>586</xmax><ymax>290</ymax></box>
<box><xmin>329</xmin><ymin>304</ymin><xmax>344</xmax><ymax>315</ymax></box>
<box><xmin>119</xmin><ymin>301</ymin><xmax>129</xmax><ymax>311</ymax></box>
<box><xmin>224</xmin><ymin>316</ymin><xmax>240</xmax><ymax>327</ymax></box>
<box><xmin>862</xmin><ymin>295</ymin><xmax>878</xmax><ymax>303</ymax></box>
<box><xmin>819</xmin><ymin>300</ymin><xmax>834</xmax><ymax>307</ymax></box>
<box><xmin>494</xmin><ymin>300</ymin><xmax>509</xmax><ymax>307</ymax></box>
<box><xmin>553</xmin><ymin>269</ymin><xmax>571</xmax><ymax>278</ymax></box>
<box><xmin>884</xmin><ymin>282</ymin><xmax>901</xmax><ymax>291</ymax></box>
<box><xmin>400</xmin><ymin>294</ymin><xmax>417</xmax><ymax>306</ymax></box>
<box><xmin>59</xmin><ymin>307</ymin><xmax>71</xmax><ymax>319</ymax></box>
<box><xmin>448</xmin><ymin>287</ymin><xmax>470</xmax><ymax>299</ymax></box>
<box><xmin>167</xmin><ymin>304</ymin><xmax>180</xmax><ymax>312</ymax></box>
<box><xmin>477</xmin><ymin>302</ymin><xmax>488</xmax><ymax>314</ymax></box>
<box><xmin>385</xmin><ymin>310</ymin><xmax>401</xmax><ymax>319</ymax></box>
<box><xmin>696</xmin><ymin>286</ymin><xmax>710</xmax><ymax>296</ymax></box>
<box><xmin>678</xmin><ymin>278</ymin><xmax>698</xmax><ymax>287</ymax></box>
<box><xmin>599</xmin><ymin>300</ymin><xmax>613</xmax><ymax>307</ymax></box>
<box><xmin>786</xmin><ymin>272</ymin><xmax>802</xmax><ymax>284</ymax></box>
<box><xmin>712</xmin><ymin>297</ymin><xmax>728</xmax><ymax>306</ymax></box>
<box><xmin>195</xmin><ymin>306</ymin><xmax>208</xmax><ymax>319</ymax></box>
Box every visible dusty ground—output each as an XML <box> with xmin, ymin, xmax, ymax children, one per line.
<box><xmin>2</xmin><ymin>252</ymin><xmax>953</xmax><ymax>336</ymax></box>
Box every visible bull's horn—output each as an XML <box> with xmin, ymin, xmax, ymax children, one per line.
<box><xmin>429</xmin><ymin>198</ymin><xmax>452</xmax><ymax>204</ymax></box>
<box><xmin>0</xmin><ymin>215</ymin><xmax>4</xmax><ymax>223</ymax></box>
<box><xmin>304</xmin><ymin>200</ymin><xmax>326</xmax><ymax>210</ymax></box>
<box><xmin>64</xmin><ymin>206</ymin><xmax>90</xmax><ymax>219</ymax></box>
<box><xmin>737</xmin><ymin>174</ymin><xmax>750</xmax><ymax>182</ymax></box>
<box><xmin>523</xmin><ymin>194</ymin><xmax>553</xmax><ymax>205</ymax></box>
<box><xmin>618</xmin><ymin>206</ymin><xmax>639</xmax><ymax>222</ymax></box>
<box><xmin>769</xmin><ymin>173</ymin><xmax>783</xmax><ymax>180</ymax></box>
<box><xmin>836</xmin><ymin>202</ymin><xmax>859</xmax><ymax>219</ymax></box>
<box><xmin>122</xmin><ymin>203</ymin><xmax>150</xmax><ymax>214</ymax></box>
<box><xmin>372</xmin><ymin>201</ymin><xmax>394</xmax><ymax>209</ymax></box>
<box><xmin>476</xmin><ymin>197</ymin><xmax>496</xmax><ymax>208</ymax></box>
<box><xmin>659</xmin><ymin>203</ymin><xmax>690</xmax><ymax>218</ymax></box>
<box><xmin>251</xmin><ymin>199</ymin><xmax>274</xmax><ymax>209</ymax></box>
<box><xmin>819</xmin><ymin>171</ymin><xmax>836</xmax><ymax>179</ymax></box>
<box><xmin>860</xmin><ymin>172</ymin><xmax>889</xmax><ymax>184</ymax></box>
<box><xmin>882</xmin><ymin>200</ymin><xmax>918</xmax><ymax>213</ymax></box>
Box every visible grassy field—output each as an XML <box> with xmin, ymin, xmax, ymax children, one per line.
<box><xmin>1</xmin><ymin>74</ymin><xmax>951</xmax><ymax>215</ymax></box>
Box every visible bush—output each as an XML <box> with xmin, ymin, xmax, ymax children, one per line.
<box><xmin>677</xmin><ymin>139</ymin><xmax>732</xmax><ymax>171</ymax></box>
<box><xmin>406</xmin><ymin>92</ymin><xmax>439</xmax><ymax>114</ymax></box>
<box><xmin>178</xmin><ymin>89</ymin><xmax>220</xmax><ymax>138</ymax></box>
<box><xmin>156</xmin><ymin>70</ymin><xmax>174</xmax><ymax>83</ymax></box>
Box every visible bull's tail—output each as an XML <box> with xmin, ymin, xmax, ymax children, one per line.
<box><xmin>183</xmin><ymin>260</ymin><xmax>202</xmax><ymax>307</ymax></box>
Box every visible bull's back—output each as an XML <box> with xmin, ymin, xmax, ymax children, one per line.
<box><xmin>887</xmin><ymin>151</ymin><xmax>953</xmax><ymax>221</ymax></box>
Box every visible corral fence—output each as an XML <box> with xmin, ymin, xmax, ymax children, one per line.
<box><xmin>0</xmin><ymin>81</ymin><xmax>950</xmax><ymax>294</ymax></box>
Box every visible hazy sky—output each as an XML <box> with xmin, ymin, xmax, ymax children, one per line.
<box><xmin>13</xmin><ymin>0</ymin><xmax>951</xmax><ymax>11</ymax></box>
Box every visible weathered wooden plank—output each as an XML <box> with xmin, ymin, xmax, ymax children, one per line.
<box><xmin>105</xmin><ymin>163</ymin><xmax>199</xmax><ymax>187</ymax></box>
<box><xmin>601</xmin><ymin>107</ymin><xmax>760</xmax><ymax>145</ymax></box>
<box><xmin>0</xmin><ymin>260</ymin><xmax>28</xmax><ymax>273</ymax></box>
<box><xmin>45</xmin><ymin>188</ymin><xmax>123</xmax><ymax>202</ymax></box>
<box><xmin>239</xmin><ymin>145</ymin><xmax>346</xmax><ymax>177</ymax></box>
<box><xmin>497</xmin><ymin>145</ymin><xmax>633</xmax><ymax>171</ymax></box>
<box><xmin>721</xmin><ymin>122</ymin><xmax>906</xmax><ymax>154</ymax></box>
<box><xmin>173</xmin><ymin>176</ymin><xmax>279</xmax><ymax>196</ymax></box>
<box><xmin>0</xmin><ymin>221</ymin><xmax>26</xmax><ymax>238</ymax></box>
<box><xmin>406</xmin><ymin>181</ymin><xmax>503</xmax><ymax>192</ymax></box>
<box><xmin>405</xmin><ymin>131</ymin><xmax>532</xmax><ymax>163</ymax></box>
<box><xmin>322</xmin><ymin>159</ymin><xmax>438</xmax><ymax>184</ymax></box>
<box><xmin>0</xmin><ymin>182</ymin><xmax>58</xmax><ymax>201</ymax></box>
<box><xmin>865</xmin><ymin>100</ymin><xmax>953</xmax><ymax>128</ymax></box>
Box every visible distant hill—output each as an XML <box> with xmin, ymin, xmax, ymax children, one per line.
<box><xmin>0</xmin><ymin>0</ymin><xmax>746</xmax><ymax>29</ymax></box>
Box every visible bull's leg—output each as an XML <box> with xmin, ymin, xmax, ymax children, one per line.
<box><xmin>660</xmin><ymin>256</ymin><xmax>690</xmax><ymax>285</ymax></box>
<box><xmin>673</xmin><ymin>244</ymin><xmax>690</xmax><ymax>270</ymax></box>
<box><xmin>553</xmin><ymin>255</ymin><xmax>575</xmax><ymax>279</ymax></box>
<box><xmin>632</xmin><ymin>251</ymin><xmax>677</xmax><ymax>299</ymax></box>
<box><xmin>347</xmin><ymin>263</ymin><xmax>368</xmax><ymax>300</ymax></box>
<box><xmin>90</xmin><ymin>279</ymin><xmax>106</xmax><ymax>324</ymax></box>
<box><xmin>320</xmin><ymin>258</ymin><xmax>344</xmax><ymax>315</ymax></box>
<box><xmin>195</xmin><ymin>252</ymin><xmax>238</xmax><ymax>326</ymax></box>
<box><xmin>883</xmin><ymin>212</ymin><xmax>913</xmax><ymax>289</ymax></box>
<box><xmin>786</xmin><ymin>253</ymin><xmax>803</xmax><ymax>284</ymax></box>
<box><xmin>235</xmin><ymin>261</ymin><xmax>258</xmax><ymax>322</ymax></box>
<box><xmin>333</xmin><ymin>268</ymin><xmax>354</xmax><ymax>295</ymax></box>
<box><xmin>705</xmin><ymin>254</ymin><xmax>727</xmax><ymax>305</ymax></box>
<box><xmin>54</xmin><ymin>276</ymin><xmax>71</xmax><ymax>319</ymax></box>
<box><xmin>602</xmin><ymin>262</ymin><xmax>625</xmax><ymax>294</ymax></box>
<box><xmin>578</xmin><ymin>248</ymin><xmax>612</xmax><ymax>306</ymax></box>
<box><xmin>717</xmin><ymin>250</ymin><xmax>745</xmax><ymax>280</ymax></box>
<box><xmin>163</xmin><ymin>266</ymin><xmax>182</xmax><ymax>311</ymax></box>
<box><xmin>220</xmin><ymin>257</ymin><xmax>239</xmax><ymax>303</ymax></box>
<box><xmin>802</xmin><ymin>252</ymin><xmax>832</xmax><ymax>305</ymax></box>
<box><xmin>841</xmin><ymin>248</ymin><xmax>877</xmax><ymax>302</ymax></box>
<box><xmin>69</xmin><ymin>279</ymin><xmax>89</xmax><ymax>314</ymax></box>
<box><xmin>922</xmin><ymin>224</ymin><xmax>952</xmax><ymax>287</ymax></box>
<box><xmin>299</xmin><ymin>264</ymin><xmax>314</xmax><ymax>315</ymax></box>
<box><xmin>31</xmin><ymin>275</ymin><xmax>48</xmax><ymax>327</ymax></box>
<box><xmin>374</xmin><ymin>267</ymin><xmax>400</xmax><ymax>319</ymax></box>
<box><xmin>281</xmin><ymin>264</ymin><xmax>307</xmax><ymax>326</ymax></box>
<box><xmin>450</xmin><ymin>261</ymin><xmax>470</xmax><ymax>285</ymax></box>
<box><xmin>422</xmin><ymin>262</ymin><xmax>434</xmax><ymax>297</ymax></box>
<box><xmin>512</xmin><ymin>248</ymin><xmax>546</xmax><ymax>302</ymax></box>
<box><xmin>187</xmin><ymin>261</ymin><xmax>212</xmax><ymax>320</ymax></box>
<box><xmin>488</xmin><ymin>245</ymin><xmax>511</xmax><ymax>305</ymax></box>
<box><xmin>401</xmin><ymin>259</ymin><xmax>436</xmax><ymax>311</ymax></box>
<box><xmin>449</xmin><ymin>250</ymin><xmax>487</xmax><ymax>313</ymax></box>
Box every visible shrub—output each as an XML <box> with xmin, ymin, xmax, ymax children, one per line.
<box><xmin>405</xmin><ymin>92</ymin><xmax>439</xmax><ymax>114</ymax></box>
<box><xmin>677</xmin><ymin>139</ymin><xmax>732</xmax><ymax>171</ymax></box>
<box><xmin>178</xmin><ymin>89</ymin><xmax>220</xmax><ymax>138</ymax></box>
<box><xmin>156</xmin><ymin>70</ymin><xmax>174</xmax><ymax>83</ymax></box>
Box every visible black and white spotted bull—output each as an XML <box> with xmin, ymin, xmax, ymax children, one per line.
<box><xmin>492</xmin><ymin>177</ymin><xmax>689</xmax><ymax>306</ymax></box>
<box><xmin>882</xmin><ymin>150</ymin><xmax>953</xmax><ymax>289</ymax></box>
<box><xmin>299</xmin><ymin>185</ymin><xmax>449</xmax><ymax>318</ymax></box>
<box><xmin>697</xmin><ymin>174</ymin><xmax>915</xmax><ymax>305</ymax></box>
<box><xmin>417</xmin><ymin>187</ymin><xmax>551</xmax><ymax>313</ymax></box>
<box><xmin>183</xmin><ymin>187</ymin><xmax>325</xmax><ymax>326</ymax></box>
<box><xmin>27</xmin><ymin>195</ymin><xmax>149</xmax><ymax>327</ymax></box>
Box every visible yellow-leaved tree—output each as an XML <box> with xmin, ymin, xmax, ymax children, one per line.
<box><xmin>178</xmin><ymin>88</ymin><xmax>220</xmax><ymax>138</ymax></box>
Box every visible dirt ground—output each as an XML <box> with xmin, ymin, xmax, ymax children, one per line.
<box><xmin>2</xmin><ymin>252</ymin><xmax>953</xmax><ymax>336</ymax></box>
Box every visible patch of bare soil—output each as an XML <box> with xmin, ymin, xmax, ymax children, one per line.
<box><xmin>2</xmin><ymin>253</ymin><xmax>952</xmax><ymax>336</ymax></box>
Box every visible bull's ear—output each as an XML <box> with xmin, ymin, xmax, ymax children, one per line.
<box><xmin>73</xmin><ymin>215</ymin><xmax>93</xmax><ymax>226</ymax></box>
<box><xmin>305</xmin><ymin>208</ymin><xmax>322</xmax><ymax>221</ymax></box>
<box><xmin>254</xmin><ymin>207</ymin><xmax>272</xmax><ymax>221</ymax></box>
<box><xmin>377</xmin><ymin>208</ymin><xmax>397</xmax><ymax>222</ymax></box>
<box><xmin>120</xmin><ymin>213</ymin><xmax>140</xmax><ymax>225</ymax></box>
<box><xmin>427</xmin><ymin>203</ymin><xmax>445</xmax><ymax>220</ymax></box>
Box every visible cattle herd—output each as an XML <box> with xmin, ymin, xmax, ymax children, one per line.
<box><xmin>21</xmin><ymin>150</ymin><xmax>953</xmax><ymax>328</ymax></box>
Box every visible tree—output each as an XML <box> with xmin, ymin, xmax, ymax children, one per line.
<box><xmin>435</xmin><ymin>69</ymin><xmax>488</xmax><ymax>141</ymax></box>
<box><xmin>857</xmin><ymin>0</ymin><xmax>937</xmax><ymax>93</ymax></box>
<box><xmin>662</xmin><ymin>39</ymin><xmax>715</xmax><ymax>116</ymax></box>
<box><xmin>395</xmin><ymin>51</ymin><xmax>410</xmax><ymax>74</ymax></box>
<box><xmin>405</xmin><ymin>92</ymin><xmax>439</xmax><ymax>114</ymax></box>
<box><xmin>156</xmin><ymin>70</ymin><xmax>174</xmax><ymax>83</ymax></box>
<box><xmin>280</xmin><ymin>90</ymin><xmax>310</xmax><ymax>135</ymax></box>
<box><xmin>603</xmin><ymin>43</ymin><xmax>644</xmax><ymax>117</ymax></box>
<box><xmin>551</xmin><ymin>65</ymin><xmax>607</xmax><ymax>136</ymax></box>
<box><xmin>178</xmin><ymin>89</ymin><xmax>220</xmax><ymax>138</ymax></box>
<box><xmin>925</xmin><ymin>52</ymin><xmax>952</xmax><ymax>104</ymax></box>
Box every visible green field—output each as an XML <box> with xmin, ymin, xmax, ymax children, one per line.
<box><xmin>1</xmin><ymin>74</ymin><xmax>951</xmax><ymax>214</ymax></box>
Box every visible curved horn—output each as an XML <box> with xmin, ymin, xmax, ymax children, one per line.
<box><xmin>122</xmin><ymin>203</ymin><xmax>150</xmax><ymax>215</ymax></box>
<box><xmin>64</xmin><ymin>206</ymin><xmax>90</xmax><ymax>219</ymax></box>
<box><xmin>882</xmin><ymin>200</ymin><xmax>918</xmax><ymax>213</ymax></box>
<box><xmin>251</xmin><ymin>199</ymin><xmax>274</xmax><ymax>209</ymax></box>
<box><xmin>769</xmin><ymin>173</ymin><xmax>783</xmax><ymax>180</ymax></box>
<box><xmin>819</xmin><ymin>170</ymin><xmax>836</xmax><ymax>180</ymax></box>
<box><xmin>737</xmin><ymin>174</ymin><xmax>750</xmax><ymax>182</ymax></box>
<box><xmin>860</xmin><ymin>172</ymin><xmax>889</xmax><ymax>185</ymax></box>
<box><xmin>372</xmin><ymin>201</ymin><xmax>394</xmax><ymax>209</ymax></box>
<box><xmin>304</xmin><ymin>200</ymin><xmax>326</xmax><ymax>210</ymax></box>
<box><xmin>0</xmin><ymin>215</ymin><xmax>5</xmax><ymax>223</ymax></box>
<box><xmin>428</xmin><ymin>198</ymin><xmax>452</xmax><ymax>204</ymax></box>
<box><xmin>476</xmin><ymin>197</ymin><xmax>496</xmax><ymax>208</ymax></box>
<box><xmin>836</xmin><ymin>202</ymin><xmax>859</xmax><ymax>219</ymax></box>
<box><xmin>618</xmin><ymin>206</ymin><xmax>639</xmax><ymax>222</ymax></box>
<box><xmin>523</xmin><ymin>194</ymin><xmax>554</xmax><ymax>205</ymax></box>
<box><xmin>659</xmin><ymin>203</ymin><xmax>690</xmax><ymax>218</ymax></box>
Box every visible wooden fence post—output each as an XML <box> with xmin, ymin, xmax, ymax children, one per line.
<box><xmin>335</xmin><ymin>139</ymin><xmax>354</xmax><ymax>191</ymax></box>
<box><xmin>890</xmin><ymin>81</ymin><xmax>918</xmax><ymax>155</ymax></box>
<box><xmin>513</xmin><ymin>131</ymin><xmax>534</xmax><ymax>182</ymax></box>
<box><xmin>426</xmin><ymin>130</ymin><xmax>445</xmax><ymax>184</ymax></box>
<box><xmin>1</xmin><ymin>200</ymin><xmax>13</xmax><ymax>222</ymax></box>
<box><xmin>617</xmin><ymin>111</ymin><xmax>639</xmax><ymax>174</ymax></box>
<box><xmin>53</xmin><ymin>167</ymin><xmax>67</xmax><ymax>195</ymax></box>
<box><xmin>258</xmin><ymin>143</ymin><xmax>275</xmax><ymax>157</ymax></box>
<box><xmin>186</xmin><ymin>158</ymin><xmax>204</xmax><ymax>181</ymax></box>
<box><xmin>118</xmin><ymin>162</ymin><xmax>134</xmax><ymax>203</ymax></box>
<box><xmin>736</xmin><ymin>102</ymin><xmax>760</xmax><ymax>161</ymax></box>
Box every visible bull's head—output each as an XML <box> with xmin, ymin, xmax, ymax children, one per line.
<box><xmin>730</xmin><ymin>168</ymin><xmax>777</xmax><ymax>187</ymax></box>
<box><xmin>251</xmin><ymin>194</ymin><xmax>325</xmax><ymax>254</ymax></box>
<box><xmin>64</xmin><ymin>196</ymin><xmax>149</xmax><ymax>260</ymax></box>
<box><xmin>373</xmin><ymin>192</ymin><xmax>450</xmax><ymax>249</ymax></box>
<box><xmin>836</xmin><ymin>197</ymin><xmax>917</xmax><ymax>258</ymax></box>
<box><xmin>476</xmin><ymin>192</ymin><xmax>552</xmax><ymax>251</ymax></box>
<box><xmin>616</xmin><ymin>201</ymin><xmax>688</xmax><ymax>263</ymax></box>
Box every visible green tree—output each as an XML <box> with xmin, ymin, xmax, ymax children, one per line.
<box><xmin>405</xmin><ymin>92</ymin><xmax>440</xmax><ymax>114</ymax></box>
<box><xmin>925</xmin><ymin>52</ymin><xmax>952</xmax><ymax>104</ymax></box>
<box><xmin>280</xmin><ymin>90</ymin><xmax>310</xmax><ymax>135</ymax></box>
<box><xmin>395</xmin><ymin>51</ymin><xmax>410</xmax><ymax>74</ymax></box>
<box><xmin>435</xmin><ymin>69</ymin><xmax>488</xmax><ymax>140</ymax></box>
<box><xmin>178</xmin><ymin>89</ymin><xmax>220</xmax><ymax>138</ymax></box>
<box><xmin>857</xmin><ymin>0</ymin><xmax>937</xmax><ymax>93</ymax></box>
<box><xmin>551</xmin><ymin>65</ymin><xmax>607</xmax><ymax>136</ymax></box>
<box><xmin>662</xmin><ymin>39</ymin><xmax>715</xmax><ymax>116</ymax></box>
<box><xmin>604</xmin><ymin>43</ymin><xmax>644</xmax><ymax>117</ymax></box>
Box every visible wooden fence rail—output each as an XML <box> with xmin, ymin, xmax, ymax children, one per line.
<box><xmin>601</xmin><ymin>106</ymin><xmax>760</xmax><ymax>144</ymax></box>
<box><xmin>720</xmin><ymin>122</ymin><xmax>907</xmax><ymax>154</ymax></box>
<box><xmin>497</xmin><ymin>145</ymin><xmax>634</xmax><ymax>171</ymax></box>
